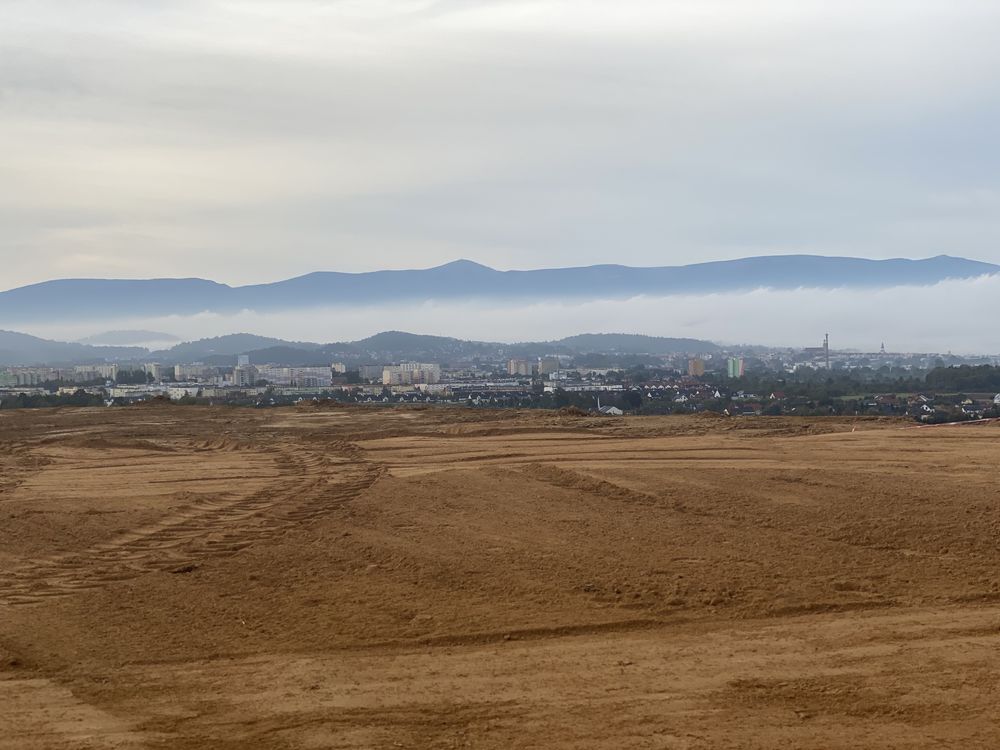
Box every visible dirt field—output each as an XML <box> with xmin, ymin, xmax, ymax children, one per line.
<box><xmin>1</xmin><ymin>404</ymin><xmax>999</xmax><ymax>748</ymax></box>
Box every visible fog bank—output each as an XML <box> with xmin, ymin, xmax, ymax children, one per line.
<box><xmin>17</xmin><ymin>276</ymin><xmax>1000</xmax><ymax>355</ymax></box>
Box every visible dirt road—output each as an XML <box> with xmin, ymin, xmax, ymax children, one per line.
<box><xmin>1</xmin><ymin>406</ymin><xmax>998</xmax><ymax>747</ymax></box>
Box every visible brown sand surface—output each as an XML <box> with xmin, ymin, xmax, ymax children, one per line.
<box><xmin>1</xmin><ymin>405</ymin><xmax>999</xmax><ymax>748</ymax></box>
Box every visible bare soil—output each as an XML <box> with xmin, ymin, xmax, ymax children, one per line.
<box><xmin>1</xmin><ymin>406</ymin><xmax>998</xmax><ymax>748</ymax></box>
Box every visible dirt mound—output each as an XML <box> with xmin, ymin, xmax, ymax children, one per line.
<box><xmin>130</xmin><ymin>395</ymin><xmax>173</xmax><ymax>408</ymax></box>
<box><xmin>295</xmin><ymin>398</ymin><xmax>351</xmax><ymax>410</ymax></box>
<box><xmin>521</xmin><ymin>462</ymin><xmax>670</xmax><ymax>508</ymax></box>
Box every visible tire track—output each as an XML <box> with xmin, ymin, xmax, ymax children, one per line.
<box><xmin>0</xmin><ymin>442</ymin><xmax>50</xmax><ymax>500</ymax></box>
<box><xmin>0</xmin><ymin>439</ymin><xmax>382</xmax><ymax>607</ymax></box>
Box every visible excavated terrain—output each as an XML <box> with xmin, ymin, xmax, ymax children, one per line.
<box><xmin>1</xmin><ymin>404</ymin><xmax>999</xmax><ymax>748</ymax></box>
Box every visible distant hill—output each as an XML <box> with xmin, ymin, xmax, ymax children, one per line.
<box><xmin>349</xmin><ymin>331</ymin><xmax>500</xmax><ymax>360</ymax></box>
<box><xmin>0</xmin><ymin>330</ymin><xmax>145</xmax><ymax>366</ymax></box>
<box><xmin>2</xmin><ymin>255</ymin><xmax>997</xmax><ymax>323</ymax></box>
<box><xmin>152</xmin><ymin>334</ymin><xmax>322</xmax><ymax>361</ymax></box>
<box><xmin>0</xmin><ymin>327</ymin><xmax>722</xmax><ymax>367</ymax></box>
<box><xmin>153</xmin><ymin>330</ymin><xmax>720</xmax><ymax>366</ymax></box>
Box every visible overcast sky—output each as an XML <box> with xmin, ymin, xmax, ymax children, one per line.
<box><xmin>3</xmin><ymin>0</ymin><xmax>1000</xmax><ymax>290</ymax></box>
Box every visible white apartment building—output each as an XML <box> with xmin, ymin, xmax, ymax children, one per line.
<box><xmin>507</xmin><ymin>359</ymin><xmax>534</xmax><ymax>376</ymax></box>
<box><xmin>382</xmin><ymin>363</ymin><xmax>442</xmax><ymax>386</ymax></box>
<box><xmin>74</xmin><ymin>364</ymin><xmax>119</xmax><ymax>381</ymax></box>
<box><xmin>144</xmin><ymin>363</ymin><xmax>168</xmax><ymax>382</ymax></box>
<box><xmin>233</xmin><ymin>365</ymin><xmax>258</xmax><ymax>387</ymax></box>
<box><xmin>11</xmin><ymin>368</ymin><xmax>62</xmax><ymax>385</ymax></box>
<box><xmin>174</xmin><ymin>364</ymin><xmax>218</xmax><ymax>382</ymax></box>
<box><xmin>538</xmin><ymin>357</ymin><xmax>563</xmax><ymax>376</ymax></box>
<box><xmin>357</xmin><ymin>365</ymin><xmax>385</xmax><ymax>381</ymax></box>
<box><xmin>255</xmin><ymin>366</ymin><xmax>333</xmax><ymax>387</ymax></box>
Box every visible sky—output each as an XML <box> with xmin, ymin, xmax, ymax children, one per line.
<box><xmin>3</xmin><ymin>0</ymin><xmax>1000</xmax><ymax>291</ymax></box>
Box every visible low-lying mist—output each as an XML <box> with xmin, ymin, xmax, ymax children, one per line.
<box><xmin>18</xmin><ymin>275</ymin><xmax>1000</xmax><ymax>354</ymax></box>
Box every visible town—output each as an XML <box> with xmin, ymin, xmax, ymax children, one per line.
<box><xmin>3</xmin><ymin>336</ymin><xmax>999</xmax><ymax>422</ymax></box>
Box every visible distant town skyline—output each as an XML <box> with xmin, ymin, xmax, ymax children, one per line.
<box><xmin>3</xmin><ymin>1</ymin><xmax>1000</xmax><ymax>289</ymax></box>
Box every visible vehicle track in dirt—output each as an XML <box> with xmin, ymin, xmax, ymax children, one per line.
<box><xmin>0</xmin><ymin>442</ymin><xmax>50</xmax><ymax>500</ymax></box>
<box><xmin>0</xmin><ymin>438</ymin><xmax>383</xmax><ymax>607</ymax></box>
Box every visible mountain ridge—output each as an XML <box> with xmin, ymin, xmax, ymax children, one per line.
<box><xmin>0</xmin><ymin>330</ymin><xmax>720</xmax><ymax>367</ymax></box>
<box><xmin>2</xmin><ymin>254</ymin><xmax>997</xmax><ymax>324</ymax></box>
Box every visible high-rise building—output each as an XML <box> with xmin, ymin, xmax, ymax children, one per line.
<box><xmin>538</xmin><ymin>357</ymin><xmax>562</xmax><ymax>376</ymax></box>
<box><xmin>507</xmin><ymin>359</ymin><xmax>534</xmax><ymax>376</ymax></box>
<box><xmin>253</xmin><ymin>366</ymin><xmax>332</xmax><ymax>386</ymax></box>
<box><xmin>687</xmin><ymin>358</ymin><xmax>705</xmax><ymax>377</ymax></box>
<box><xmin>233</xmin><ymin>365</ymin><xmax>257</xmax><ymax>387</ymax></box>
<box><xmin>357</xmin><ymin>364</ymin><xmax>385</xmax><ymax>382</ymax></box>
<box><xmin>174</xmin><ymin>364</ymin><xmax>218</xmax><ymax>382</ymax></box>
<box><xmin>237</xmin><ymin>354</ymin><xmax>251</xmax><ymax>367</ymax></box>
<box><xmin>726</xmin><ymin>357</ymin><xmax>745</xmax><ymax>378</ymax></box>
<box><xmin>382</xmin><ymin>363</ymin><xmax>441</xmax><ymax>386</ymax></box>
<box><xmin>73</xmin><ymin>364</ymin><xmax>119</xmax><ymax>381</ymax></box>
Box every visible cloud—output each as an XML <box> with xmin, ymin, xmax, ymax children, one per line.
<box><xmin>18</xmin><ymin>276</ymin><xmax>1000</xmax><ymax>354</ymax></box>
<box><xmin>3</xmin><ymin>1</ymin><xmax>1000</xmax><ymax>287</ymax></box>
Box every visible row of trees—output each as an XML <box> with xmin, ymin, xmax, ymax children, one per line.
<box><xmin>924</xmin><ymin>365</ymin><xmax>1000</xmax><ymax>392</ymax></box>
<box><xmin>0</xmin><ymin>390</ymin><xmax>105</xmax><ymax>409</ymax></box>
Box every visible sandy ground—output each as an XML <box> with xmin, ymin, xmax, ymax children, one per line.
<box><xmin>1</xmin><ymin>404</ymin><xmax>998</xmax><ymax>748</ymax></box>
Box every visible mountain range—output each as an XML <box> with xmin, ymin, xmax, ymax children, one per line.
<box><xmin>2</xmin><ymin>254</ymin><xmax>996</xmax><ymax>324</ymax></box>
<box><xmin>0</xmin><ymin>330</ymin><xmax>719</xmax><ymax>367</ymax></box>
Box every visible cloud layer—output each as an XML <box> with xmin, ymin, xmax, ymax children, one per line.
<box><xmin>3</xmin><ymin>1</ymin><xmax>1000</xmax><ymax>288</ymax></box>
<box><xmin>18</xmin><ymin>275</ymin><xmax>1000</xmax><ymax>355</ymax></box>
